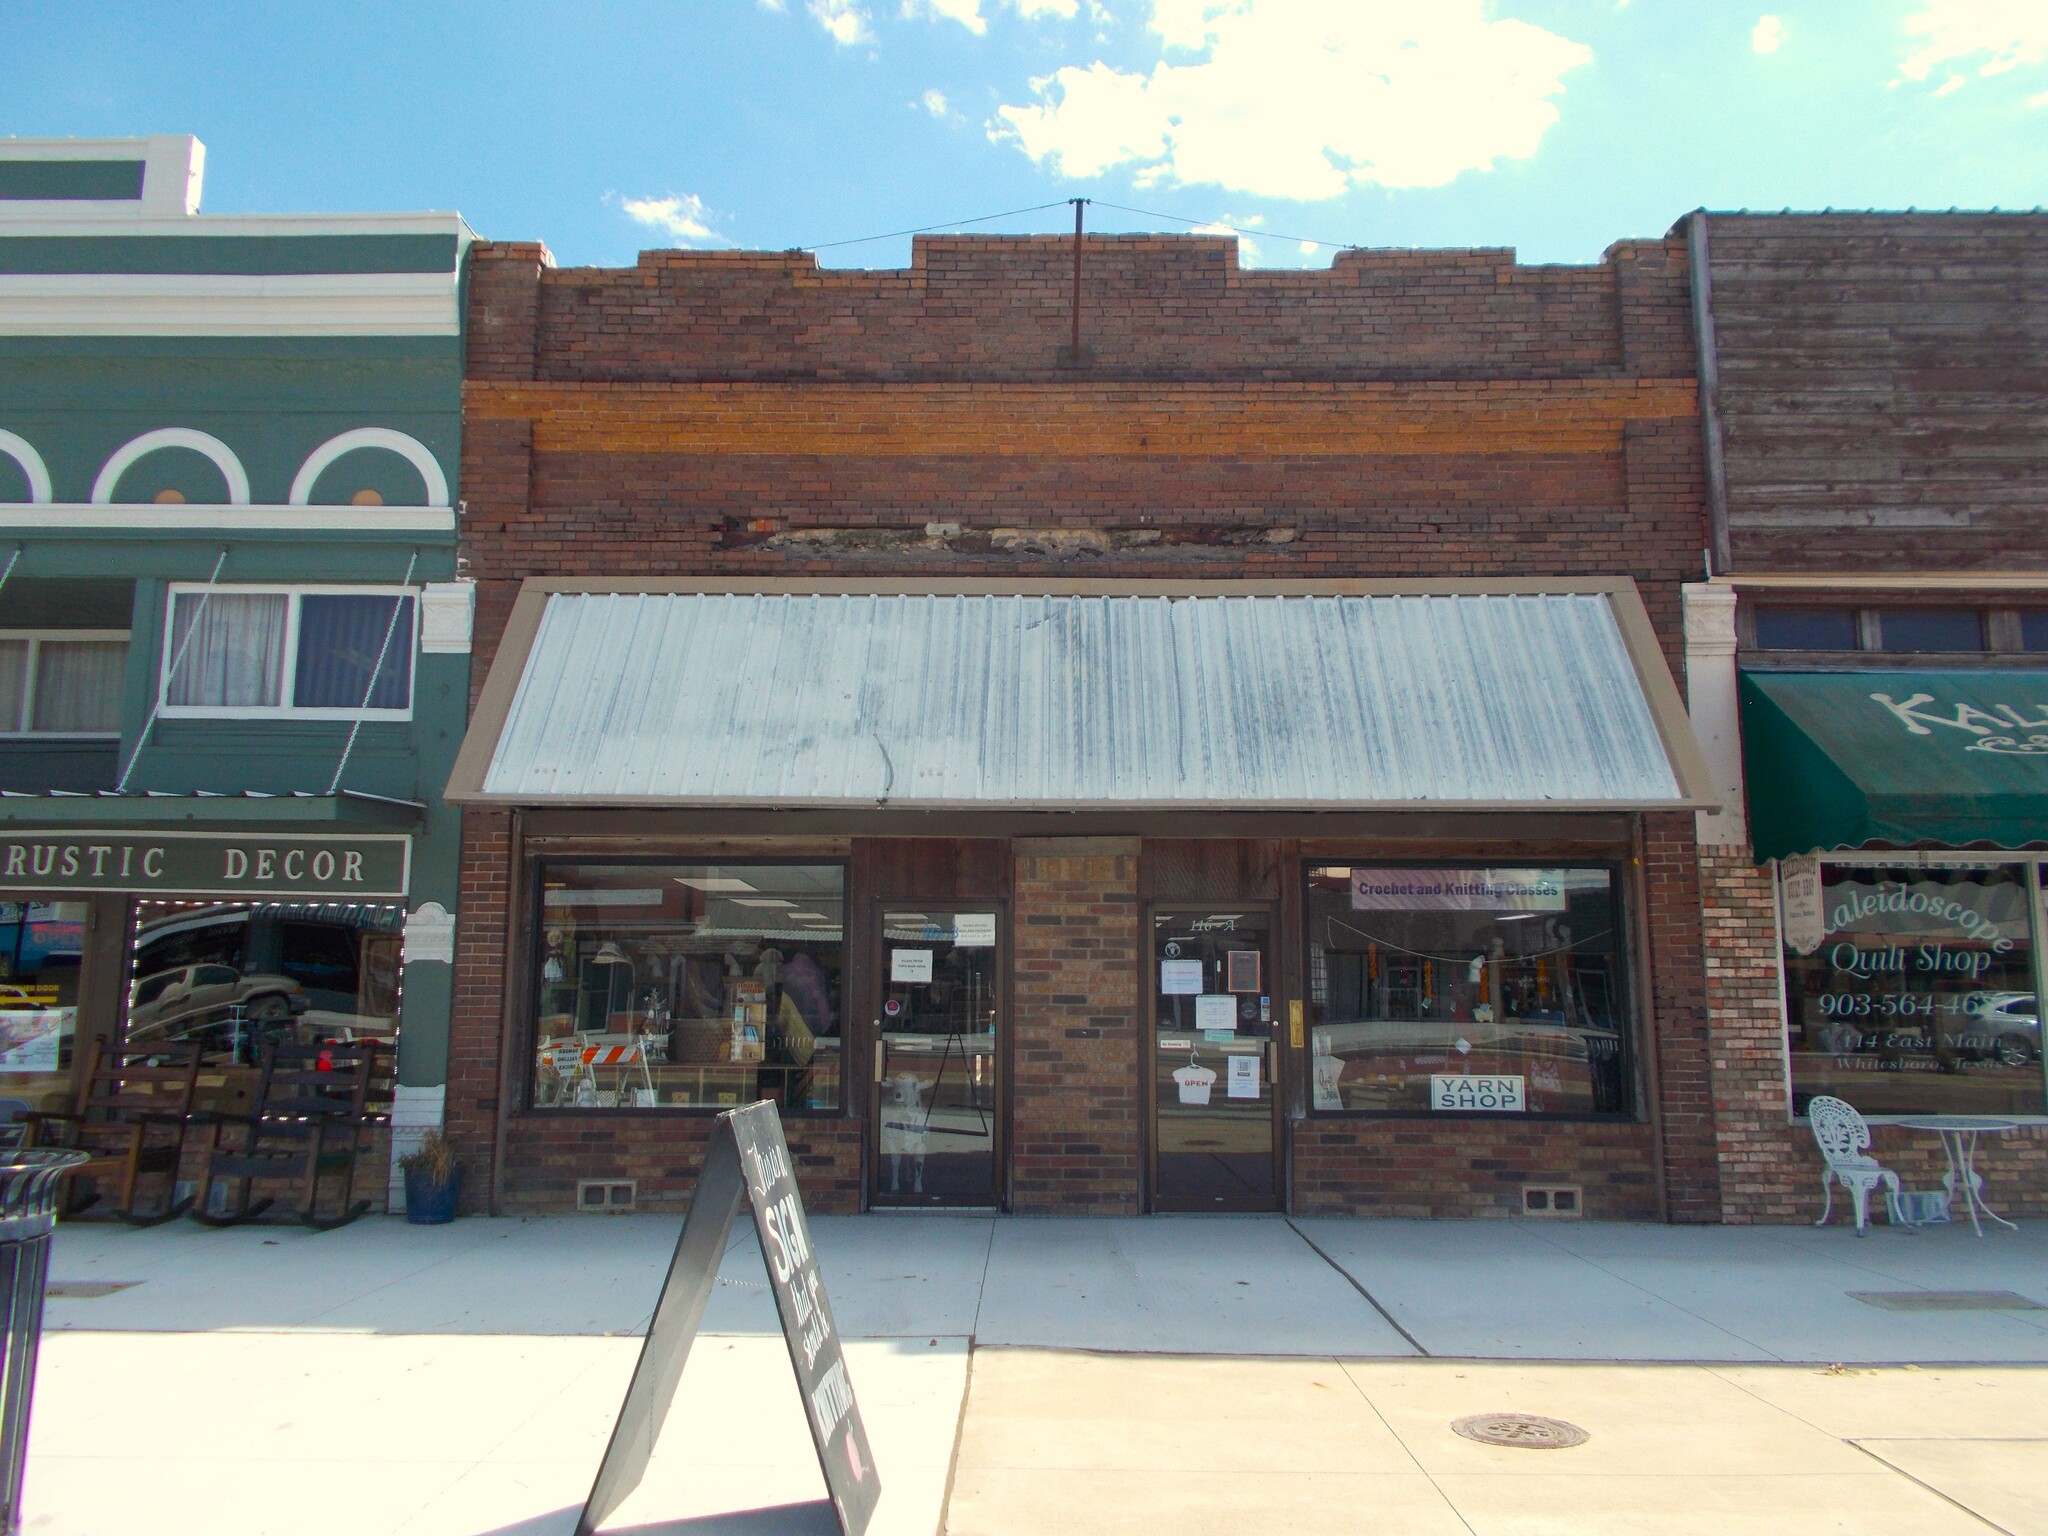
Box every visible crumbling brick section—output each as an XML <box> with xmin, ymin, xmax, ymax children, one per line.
<box><xmin>1010</xmin><ymin>841</ymin><xmax>1142</xmax><ymax>1213</ymax></box>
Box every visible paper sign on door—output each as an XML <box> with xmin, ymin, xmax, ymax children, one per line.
<box><xmin>1159</xmin><ymin>960</ymin><xmax>1204</xmax><ymax>995</ymax></box>
<box><xmin>954</xmin><ymin>913</ymin><xmax>997</xmax><ymax>947</ymax></box>
<box><xmin>890</xmin><ymin>948</ymin><xmax>934</xmax><ymax>984</ymax></box>
<box><xmin>1194</xmin><ymin>995</ymin><xmax>1236</xmax><ymax>1035</ymax></box>
<box><xmin>1227</xmin><ymin>1054</ymin><xmax>1261</xmax><ymax>1099</ymax></box>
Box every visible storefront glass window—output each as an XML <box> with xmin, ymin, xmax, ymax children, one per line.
<box><xmin>0</xmin><ymin>900</ymin><xmax>85</xmax><ymax>1108</ymax></box>
<box><xmin>1785</xmin><ymin>863</ymin><xmax>2044</xmax><ymax>1117</ymax></box>
<box><xmin>531</xmin><ymin>862</ymin><xmax>843</xmax><ymax>1113</ymax></box>
<box><xmin>1305</xmin><ymin>865</ymin><xmax>1632</xmax><ymax>1117</ymax></box>
<box><xmin>126</xmin><ymin>902</ymin><xmax>403</xmax><ymax>1109</ymax></box>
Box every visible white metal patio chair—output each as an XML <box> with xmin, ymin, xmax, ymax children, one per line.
<box><xmin>1809</xmin><ymin>1095</ymin><xmax>1903</xmax><ymax>1236</ymax></box>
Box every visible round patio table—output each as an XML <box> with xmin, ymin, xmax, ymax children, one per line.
<box><xmin>1893</xmin><ymin>1117</ymin><xmax>2022</xmax><ymax>1236</ymax></box>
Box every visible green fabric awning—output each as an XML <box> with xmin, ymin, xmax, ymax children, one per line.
<box><xmin>1739</xmin><ymin>669</ymin><xmax>2048</xmax><ymax>861</ymax></box>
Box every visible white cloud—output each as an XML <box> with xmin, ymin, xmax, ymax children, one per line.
<box><xmin>906</xmin><ymin>0</ymin><xmax>986</xmax><ymax>33</ymax></box>
<box><xmin>920</xmin><ymin>87</ymin><xmax>952</xmax><ymax>116</ymax></box>
<box><xmin>620</xmin><ymin>193</ymin><xmax>727</xmax><ymax>246</ymax></box>
<box><xmin>1752</xmin><ymin>15</ymin><xmax>1783</xmax><ymax>54</ymax></box>
<box><xmin>807</xmin><ymin>0</ymin><xmax>874</xmax><ymax>45</ymax></box>
<box><xmin>2031</xmin><ymin>89</ymin><xmax>2048</xmax><ymax>107</ymax></box>
<box><xmin>991</xmin><ymin>0</ymin><xmax>1592</xmax><ymax>199</ymax></box>
<box><xmin>1189</xmin><ymin>214</ymin><xmax>1265</xmax><ymax>265</ymax></box>
<box><xmin>1014</xmin><ymin>0</ymin><xmax>1081</xmax><ymax>15</ymax></box>
<box><xmin>1900</xmin><ymin>0</ymin><xmax>2048</xmax><ymax>84</ymax></box>
<box><xmin>757</xmin><ymin>0</ymin><xmax>787</xmax><ymax>10</ymax></box>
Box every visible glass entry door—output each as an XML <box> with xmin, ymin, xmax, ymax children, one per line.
<box><xmin>873</xmin><ymin>908</ymin><xmax>1001</xmax><ymax>1207</ymax></box>
<box><xmin>1151</xmin><ymin>909</ymin><xmax>1279</xmax><ymax>1211</ymax></box>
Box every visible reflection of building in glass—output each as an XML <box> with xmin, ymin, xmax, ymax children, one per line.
<box><xmin>1304</xmin><ymin>867</ymin><xmax>1627</xmax><ymax>1117</ymax></box>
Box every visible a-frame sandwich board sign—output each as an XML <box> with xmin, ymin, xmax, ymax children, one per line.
<box><xmin>576</xmin><ymin>1101</ymin><xmax>881</xmax><ymax>1536</ymax></box>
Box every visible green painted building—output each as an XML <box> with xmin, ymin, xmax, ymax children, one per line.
<box><xmin>0</xmin><ymin>136</ymin><xmax>473</xmax><ymax>1205</ymax></box>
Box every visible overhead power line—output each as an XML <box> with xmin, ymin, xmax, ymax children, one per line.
<box><xmin>791</xmin><ymin>197</ymin><xmax>1359</xmax><ymax>258</ymax></box>
<box><xmin>799</xmin><ymin>200</ymin><xmax>1073</xmax><ymax>252</ymax></box>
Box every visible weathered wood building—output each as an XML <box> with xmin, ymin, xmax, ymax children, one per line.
<box><xmin>1682</xmin><ymin>212</ymin><xmax>2048</xmax><ymax>1220</ymax></box>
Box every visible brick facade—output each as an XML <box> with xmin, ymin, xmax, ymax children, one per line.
<box><xmin>1009</xmin><ymin>842</ymin><xmax>1143</xmax><ymax>1215</ymax></box>
<box><xmin>447</xmin><ymin>231</ymin><xmax>1722</xmax><ymax>1219</ymax></box>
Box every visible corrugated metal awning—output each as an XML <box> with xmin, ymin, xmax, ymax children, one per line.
<box><xmin>450</xmin><ymin>587</ymin><xmax>1710</xmax><ymax>810</ymax></box>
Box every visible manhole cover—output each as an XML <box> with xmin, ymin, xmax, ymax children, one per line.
<box><xmin>47</xmin><ymin>1281</ymin><xmax>139</xmax><ymax>1299</ymax></box>
<box><xmin>1850</xmin><ymin>1290</ymin><xmax>2047</xmax><ymax>1312</ymax></box>
<box><xmin>1452</xmin><ymin>1413</ymin><xmax>1589</xmax><ymax>1450</ymax></box>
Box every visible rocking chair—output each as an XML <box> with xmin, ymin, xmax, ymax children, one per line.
<box><xmin>25</xmin><ymin>1040</ymin><xmax>202</xmax><ymax>1225</ymax></box>
<box><xmin>193</xmin><ymin>1041</ymin><xmax>392</xmax><ymax>1231</ymax></box>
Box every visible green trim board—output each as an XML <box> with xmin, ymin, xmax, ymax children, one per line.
<box><xmin>0</xmin><ymin>235</ymin><xmax>459</xmax><ymax>276</ymax></box>
<box><xmin>0</xmin><ymin>162</ymin><xmax>144</xmax><ymax>201</ymax></box>
<box><xmin>1739</xmin><ymin>669</ymin><xmax>2048</xmax><ymax>860</ymax></box>
<box><xmin>0</xmin><ymin>794</ymin><xmax>424</xmax><ymax>830</ymax></box>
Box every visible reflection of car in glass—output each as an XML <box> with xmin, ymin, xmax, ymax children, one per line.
<box><xmin>126</xmin><ymin>965</ymin><xmax>309</xmax><ymax>1057</ymax></box>
<box><xmin>1957</xmin><ymin>991</ymin><xmax>2039</xmax><ymax>1068</ymax></box>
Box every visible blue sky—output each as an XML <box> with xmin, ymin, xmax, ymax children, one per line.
<box><xmin>8</xmin><ymin>1</ymin><xmax>2047</xmax><ymax>269</ymax></box>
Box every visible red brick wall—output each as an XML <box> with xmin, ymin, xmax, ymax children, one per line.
<box><xmin>1702</xmin><ymin>848</ymin><xmax>2048</xmax><ymax>1224</ymax></box>
<box><xmin>1009</xmin><ymin>841</ymin><xmax>1143</xmax><ymax>1214</ymax></box>
<box><xmin>449</xmin><ymin>230</ymin><xmax>1720</xmax><ymax>1219</ymax></box>
<box><xmin>486</xmin><ymin>236</ymin><xmax>1678</xmax><ymax>384</ymax></box>
<box><xmin>1293</xmin><ymin>1122</ymin><xmax>1659</xmax><ymax>1219</ymax></box>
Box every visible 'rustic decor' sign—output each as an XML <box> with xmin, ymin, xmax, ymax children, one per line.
<box><xmin>0</xmin><ymin>832</ymin><xmax>410</xmax><ymax>898</ymax></box>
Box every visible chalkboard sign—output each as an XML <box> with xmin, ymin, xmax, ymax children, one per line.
<box><xmin>576</xmin><ymin>1101</ymin><xmax>881</xmax><ymax>1536</ymax></box>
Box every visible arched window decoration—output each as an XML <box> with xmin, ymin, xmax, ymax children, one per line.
<box><xmin>92</xmin><ymin>428</ymin><xmax>250</xmax><ymax>506</ymax></box>
<box><xmin>0</xmin><ymin>430</ymin><xmax>53</xmax><ymax>504</ymax></box>
<box><xmin>289</xmin><ymin>428</ymin><xmax>449</xmax><ymax>508</ymax></box>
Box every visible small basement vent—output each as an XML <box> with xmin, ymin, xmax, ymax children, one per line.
<box><xmin>1521</xmin><ymin>1185</ymin><xmax>1583</xmax><ymax>1218</ymax></box>
<box><xmin>577</xmin><ymin>1179</ymin><xmax>638</xmax><ymax>1213</ymax></box>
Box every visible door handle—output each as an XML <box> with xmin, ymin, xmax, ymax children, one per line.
<box><xmin>873</xmin><ymin>1032</ymin><xmax>884</xmax><ymax>1081</ymax></box>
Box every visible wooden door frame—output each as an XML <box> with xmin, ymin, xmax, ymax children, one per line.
<box><xmin>1141</xmin><ymin>900</ymin><xmax>1285</xmax><ymax>1214</ymax></box>
<box><xmin>863</xmin><ymin>895</ymin><xmax>1012</xmax><ymax>1211</ymax></box>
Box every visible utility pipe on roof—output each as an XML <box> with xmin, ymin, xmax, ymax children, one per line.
<box><xmin>1686</xmin><ymin>211</ymin><xmax>1734</xmax><ymax>577</ymax></box>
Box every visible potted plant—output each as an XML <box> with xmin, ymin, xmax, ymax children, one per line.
<box><xmin>399</xmin><ymin>1130</ymin><xmax>461</xmax><ymax>1224</ymax></box>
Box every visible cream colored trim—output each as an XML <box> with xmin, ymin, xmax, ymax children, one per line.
<box><xmin>0</xmin><ymin>430</ymin><xmax>52</xmax><ymax>503</ymax></box>
<box><xmin>91</xmin><ymin>428</ymin><xmax>248</xmax><ymax>504</ymax></box>
<box><xmin>1683</xmin><ymin>584</ymin><xmax>1746</xmax><ymax>845</ymax></box>
<box><xmin>444</xmin><ymin>575</ymin><xmax>1721</xmax><ymax>812</ymax></box>
<box><xmin>0</xmin><ymin>272</ymin><xmax>460</xmax><ymax>337</ymax></box>
<box><xmin>1603</xmin><ymin>581</ymin><xmax>1722</xmax><ymax>811</ymax></box>
<box><xmin>504</xmin><ymin>574</ymin><xmax>1651</xmax><ymax>598</ymax></box>
<box><xmin>0</xmin><ymin>504</ymin><xmax>454</xmax><ymax>533</ymax></box>
<box><xmin>290</xmin><ymin>428</ymin><xmax>450</xmax><ymax>507</ymax></box>
<box><xmin>0</xmin><ymin>212</ymin><xmax>473</xmax><ymax>239</ymax></box>
<box><xmin>444</xmin><ymin>582</ymin><xmax>552</xmax><ymax>803</ymax></box>
<box><xmin>1711</xmin><ymin>573</ymin><xmax>2048</xmax><ymax>592</ymax></box>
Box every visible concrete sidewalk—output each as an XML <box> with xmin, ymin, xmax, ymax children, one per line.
<box><xmin>32</xmin><ymin>1213</ymin><xmax>2048</xmax><ymax>1533</ymax></box>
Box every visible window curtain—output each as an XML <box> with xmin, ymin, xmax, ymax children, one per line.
<box><xmin>294</xmin><ymin>595</ymin><xmax>413</xmax><ymax>710</ymax></box>
<box><xmin>32</xmin><ymin>640</ymin><xmax>127</xmax><ymax>732</ymax></box>
<box><xmin>0</xmin><ymin>640</ymin><xmax>25</xmax><ymax>731</ymax></box>
<box><xmin>166</xmin><ymin>592</ymin><xmax>286</xmax><ymax>707</ymax></box>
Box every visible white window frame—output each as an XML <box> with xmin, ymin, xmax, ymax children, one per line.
<box><xmin>1779</xmin><ymin>849</ymin><xmax>2048</xmax><ymax>1125</ymax></box>
<box><xmin>157</xmin><ymin>583</ymin><xmax>418</xmax><ymax>722</ymax></box>
<box><xmin>0</xmin><ymin>629</ymin><xmax>129</xmax><ymax>739</ymax></box>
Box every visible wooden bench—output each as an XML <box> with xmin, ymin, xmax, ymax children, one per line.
<box><xmin>25</xmin><ymin>1041</ymin><xmax>203</xmax><ymax>1225</ymax></box>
